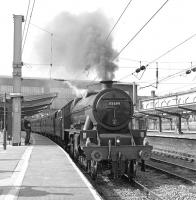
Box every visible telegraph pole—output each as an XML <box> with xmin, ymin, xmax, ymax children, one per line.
<box><xmin>12</xmin><ymin>15</ymin><xmax>24</xmax><ymax>146</ymax></box>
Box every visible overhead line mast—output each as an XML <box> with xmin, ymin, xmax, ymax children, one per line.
<box><xmin>12</xmin><ymin>15</ymin><xmax>24</xmax><ymax>146</ymax></box>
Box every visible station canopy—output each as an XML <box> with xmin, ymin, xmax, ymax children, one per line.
<box><xmin>135</xmin><ymin>102</ymin><xmax>196</xmax><ymax>119</ymax></box>
<box><xmin>22</xmin><ymin>93</ymin><xmax>57</xmax><ymax>117</ymax></box>
<box><xmin>0</xmin><ymin>93</ymin><xmax>57</xmax><ymax>117</ymax></box>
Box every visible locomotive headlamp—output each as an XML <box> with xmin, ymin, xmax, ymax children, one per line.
<box><xmin>116</xmin><ymin>137</ymin><xmax>120</xmax><ymax>146</ymax></box>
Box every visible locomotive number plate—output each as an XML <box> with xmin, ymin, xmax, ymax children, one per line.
<box><xmin>108</xmin><ymin>101</ymin><xmax>121</xmax><ymax>106</ymax></box>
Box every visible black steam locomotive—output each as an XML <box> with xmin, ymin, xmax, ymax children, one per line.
<box><xmin>30</xmin><ymin>81</ymin><xmax>152</xmax><ymax>179</ymax></box>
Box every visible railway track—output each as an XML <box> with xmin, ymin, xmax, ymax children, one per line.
<box><xmin>74</xmin><ymin>154</ymin><xmax>196</xmax><ymax>200</ymax></box>
<box><xmin>77</xmin><ymin>160</ymin><xmax>164</xmax><ymax>200</ymax></box>
<box><xmin>124</xmin><ymin>175</ymin><xmax>164</xmax><ymax>200</ymax></box>
<box><xmin>150</xmin><ymin>156</ymin><xmax>196</xmax><ymax>171</ymax></box>
<box><xmin>145</xmin><ymin>157</ymin><xmax>196</xmax><ymax>185</ymax></box>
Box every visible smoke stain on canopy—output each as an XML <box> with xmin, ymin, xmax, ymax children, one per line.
<box><xmin>35</xmin><ymin>10</ymin><xmax>118</xmax><ymax>80</ymax></box>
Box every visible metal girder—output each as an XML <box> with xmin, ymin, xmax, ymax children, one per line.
<box><xmin>138</xmin><ymin>111</ymin><xmax>171</xmax><ymax>120</ymax></box>
<box><xmin>178</xmin><ymin>106</ymin><xmax>196</xmax><ymax>113</ymax></box>
<box><xmin>155</xmin><ymin>108</ymin><xmax>181</xmax><ymax>117</ymax></box>
<box><xmin>139</xmin><ymin>111</ymin><xmax>160</xmax><ymax>118</ymax></box>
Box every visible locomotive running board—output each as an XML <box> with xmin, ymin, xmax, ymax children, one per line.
<box><xmin>83</xmin><ymin>145</ymin><xmax>153</xmax><ymax>161</ymax></box>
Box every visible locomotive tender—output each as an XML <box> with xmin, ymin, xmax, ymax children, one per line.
<box><xmin>31</xmin><ymin>81</ymin><xmax>153</xmax><ymax>179</ymax></box>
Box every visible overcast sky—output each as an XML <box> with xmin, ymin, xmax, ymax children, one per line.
<box><xmin>1</xmin><ymin>0</ymin><xmax>196</xmax><ymax>96</ymax></box>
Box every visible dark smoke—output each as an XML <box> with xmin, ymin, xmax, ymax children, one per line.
<box><xmin>34</xmin><ymin>11</ymin><xmax>118</xmax><ymax>80</ymax></box>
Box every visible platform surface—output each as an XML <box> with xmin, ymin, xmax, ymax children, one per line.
<box><xmin>0</xmin><ymin>132</ymin><xmax>102</xmax><ymax>200</ymax></box>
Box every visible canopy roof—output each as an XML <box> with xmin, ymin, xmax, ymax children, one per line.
<box><xmin>135</xmin><ymin>102</ymin><xmax>196</xmax><ymax>119</ymax></box>
<box><xmin>0</xmin><ymin>93</ymin><xmax>57</xmax><ymax>117</ymax></box>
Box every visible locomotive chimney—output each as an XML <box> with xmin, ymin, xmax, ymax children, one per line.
<box><xmin>100</xmin><ymin>80</ymin><xmax>114</xmax><ymax>89</ymax></box>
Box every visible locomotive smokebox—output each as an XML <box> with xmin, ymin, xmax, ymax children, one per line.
<box><xmin>100</xmin><ymin>80</ymin><xmax>115</xmax><ymax>89</ymax></box>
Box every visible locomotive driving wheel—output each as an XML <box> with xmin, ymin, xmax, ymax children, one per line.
<box><xmin>90</xmin><ymin>160</ymin><xmax>98</xmax><ymax>180</ymax></box>
<box><xmin>69</xmin><ymin>137</ymin><xmax>75</xmax><ymax>159</ymax></box>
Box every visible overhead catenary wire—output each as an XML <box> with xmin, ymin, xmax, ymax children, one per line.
<box><xmin>22</xmin><ymin>0</ymin><xmax>31</xmax><ymax>40</ymax></box>
<box><xmin>105</xmin><ymin>0</ymin><xmax>133</xmax><ymax>41</ymax></box>
<box><xmin>119</xmin><ymin>57</ymin><xmax>196</xmax><ymax>64</ymax></box>
<box><xmin>118</xmin><ymin>65</ymin><xmax>192</xmax><ymax>70</ymax></box>
<box><xmin>153</xmin><ymin>80</ymin><xmax>196</xmax><ymax>96</ymax></box>
<box><xmin>137</xmin><ymin>33</ymin><xmax>196</xmax><ymax>80</ymax></box>
<box><xmin>27</xmin><ymin>22</ymin><xmax>55</xmax><ymax>79</ymax></box>
<box><xmin>118</xmin><ymin>32</ymin><xmax>196</xmax><ymax>82</ymax></box>
<box><xmin>139</xmin><ymin>64</ymin><xmax>196</xmax><ymax>89</ymax></box>
<box><xmin>113</xmin><ymin>0</ymin><xmax>170</xmax><ymax>61</ymax></box>
<box><xmin>22</xmin><ymin>0</ymin><xmax>36</xmax><ymax>54</ymax></box>
<box><xmin>129</xmin><ymin>80</ymin><xmax>196</xmax><ymax>85</ymax></box>
<box><xmin>145</xmin><ymin>33</ymin><xmax>196</xmax><ymax>67</ymax></box>
<box><xmin>30</xmin><ymin>22</ymin><xmax>53</xmax><ymax>35</ymax></box>
<box><xmin>93</xmin><ymin>0</ymin><xmax>170</xmax><ymax>83</ymax></box>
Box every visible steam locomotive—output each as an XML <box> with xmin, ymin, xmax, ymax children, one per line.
<box><xmin>30</xmin><ymin>81</ymin><xmax>153</xmax><ymax>179</ymax></box>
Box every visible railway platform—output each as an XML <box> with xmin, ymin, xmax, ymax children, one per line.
<box><xmin>146</xmin><ymin>131</ymin><xmax>196</xmax><ymax>156</ymax></box>
<box><xmin>0</xmin><ymin>132</ymin><xmax>102</xmax><ymax>200</ymax></box>
<box><xmin>146</xmin><ymin>131</ymin><xmax>196</xmax><ymax>171</ymax></box>
<box><xmin>147</xmin><ymin>130</ymin><xmax>196</xmax><ymax>140</ymax></box>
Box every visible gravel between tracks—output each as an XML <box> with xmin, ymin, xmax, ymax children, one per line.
<box><xmin>136</xmin><ymin>170</ymin><xmax>196</xmax><ymax>200</ymax></box>
<box><xmin>93</xmin><ymin>168</ymin><xmax>196</xmax><ymax>200</ymax></box>
<box><xmin>96</xmin><ymin>175</ymin><xmax>147</xmax><ymax>200</ymax></box>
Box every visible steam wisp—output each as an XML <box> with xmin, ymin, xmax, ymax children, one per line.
<box><xmin>65</xmin><ymin>81</ymin><xmax>87</xmax><ymax>97</ymax></box>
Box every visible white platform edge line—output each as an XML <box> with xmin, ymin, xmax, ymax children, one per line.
<box><xmin>0</xmin><ymin>141</ymin><xmax>34</xmax><ymax>200</ymax></box>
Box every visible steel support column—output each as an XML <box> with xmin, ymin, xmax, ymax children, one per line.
<box><xmin>158</xmin><ymin>116</ymin><xmax>162</xmax><ymax>132</ymax></box>
<box><xmin>155</xmin><ymin>109</ymin><xmax>182</xmax><ymax>134</ymax></box>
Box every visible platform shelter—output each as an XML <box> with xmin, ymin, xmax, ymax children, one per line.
<box><xmin>135</xmin><ymin>89</ymin><xmax>196</xmax><ymax>133</ymax></box>
<box><xmin>0</xmin><ymin>93</ymin><xmax>57</xmax><ymax>140</ymax></box>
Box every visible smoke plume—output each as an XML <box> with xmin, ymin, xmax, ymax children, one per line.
<box><xmin>35</xmin><ymin>11</ymin><xmax>118</xmax><ymax>80</ymax></box>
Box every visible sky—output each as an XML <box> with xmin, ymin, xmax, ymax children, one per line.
<box><xmin>1</xmin><ymin>0</ymin><xmax>196</xmax><ymax>96</ymax></box>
